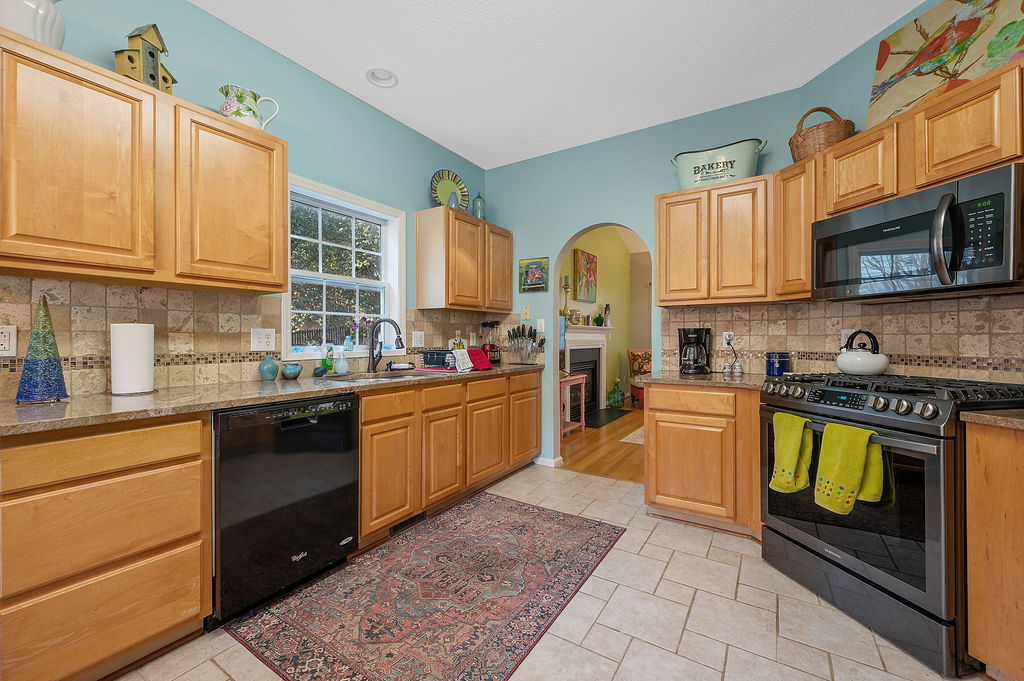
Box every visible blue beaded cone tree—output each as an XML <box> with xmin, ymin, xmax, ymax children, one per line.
<box><xmin>16</xmin><ymin>295</ymin><xmax>69</xmax><ymax>403</ymax></box>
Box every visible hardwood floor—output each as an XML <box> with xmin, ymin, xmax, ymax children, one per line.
<box><xmin>560</xmin><ymin>406</ymin><xmax>645</xmax><ymax>483</ymax></box>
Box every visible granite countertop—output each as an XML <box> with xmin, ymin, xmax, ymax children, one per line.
<box><xmin>0</xmin><ymin>365</ymin><xmax>544</xmax><ymax>437</ymax></box>
<box><xmin>637</xmin><ymin>370</ymin><xmax>767</xmax><ymax>391</ymax></box>
<box><xmin>960</xmin><ymin>409</ymin><xmax>1024</xmax><ymax>431</ymax></box>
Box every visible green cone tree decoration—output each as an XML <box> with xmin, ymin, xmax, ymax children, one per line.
<box><xmin>16</xmin><ymin>295</ymin><xmax>69</xmax><ymax>403</ymax></box>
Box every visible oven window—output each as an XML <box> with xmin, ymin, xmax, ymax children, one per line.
<box><xmin>767</xmin><ymin>429</ymin><xmax>927</xmax><ymax>591</ymax></box>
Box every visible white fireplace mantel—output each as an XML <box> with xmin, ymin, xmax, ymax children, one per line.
<box><xmin>564</xmin><ymin>327</ymin><xmax>610</xmax><ymax>409</ymax></box>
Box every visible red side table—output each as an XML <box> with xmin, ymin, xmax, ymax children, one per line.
<box><xmin>560</xmin><ymin>373</ymin><xmax>587</xmax><ymax>436</ymax></box>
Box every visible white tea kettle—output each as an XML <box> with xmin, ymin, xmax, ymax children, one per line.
<box><xmin>836</xmin><ymin>330</ymin><xmax>889</xmax><ymax>375</ymax></box>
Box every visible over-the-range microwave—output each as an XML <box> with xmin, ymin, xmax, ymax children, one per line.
<box><xmin>811</xmin><ymin>163</ymin><xmax>1024</xmax><ymax>301</ymax></box>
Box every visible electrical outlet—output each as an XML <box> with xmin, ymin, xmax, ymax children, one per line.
<box><xmin>522</xmin><ymin>306</ymin><xmax>530</xmax><ymax>321</ymax></box>
<box><xmin>412</xmin><ymin>331</ymin><xmax>425</xmax><ymax>347</ymax></box>
<box><xmin>0</xmin><ymin>326</ymin><xmax>15</xmax><ymax>356</ymax></box>
<box><xmin>250</xmin><ymin>328</ymin><xmax>275</xmax><ymax>351</ymax></box>
<box><xmin>470</xmin><ymin>332</ymin><xmax>477</xmax><ymax>346</ymax></box>
<box><xmin>536</xmin><ymin>318</ymin><xmax>545</xmax><ymax>332</ymax></box>
<box><xmin>721</xmin><ymin>330</ymin><xmax>735</xmax><ymax>348</ymax></box>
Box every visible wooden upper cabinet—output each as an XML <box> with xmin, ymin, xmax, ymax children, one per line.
<box><xmin>710</xmin><ymin>178</ymin><xmax>768</xmax><ymax>299</ymax></box>
<box><xmin>774</xmin><ymin>158</ymin><xmax>815</xmax><ymax>298</ymax></box>
<box><xmin>446</xmin><ymin>212</ymin><xmax>486</xmax><ymax>307</ymax></box>
<box><xmin>915</xmin><ymin>68</ymin><xmax>1022</xmax><ymax>187</ymax></box>
<box><xmin>0</xmin><ymin>41</ymin><xmax>155</xmax><ymax>271</ymax></box>
<box><xmin>485</xmin><ymin>223</ymin><xmax>513</xmax><ymax>311</ymax></box>
<box><xmin>655</xmin><ymin>190</ymin><xmax>709</xmax><ymax>304</ymax></box>
<box><xmin>824</xmin><ymin>122</ymin><xmax>897</xmax><ymax>214</ymax></box>
<box><xmin>175</xmin><ymin>106</ymin><xmax>287</xmax><ymax>287</ymax></box>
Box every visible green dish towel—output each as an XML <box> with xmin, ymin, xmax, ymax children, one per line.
<box><xmin>770</xmin><ymin>412</ymin><xmax>812</xmax><ymax>493</ymax></box>
<box><xmin>815</xmin><ymin>423</ymin><xmax>884</xmax><ymax>515</ymax></box>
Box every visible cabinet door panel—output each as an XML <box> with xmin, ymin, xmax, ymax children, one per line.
<box><xmin>915</xmin><ymin>69</ymin><xmax>1021</xmax><ymax>187</ymax></box>
<box><xmin>774</xmin><ymin>159</ymin><xmax>814</xmax><ymax>297</ymax></box>
<box><xmin>175</xmin><ymin>106</ymin><xmax>286</xmax><ymax>287</ymax></box>
<box><xmin>645</xmin><ymin>411</ymin><xmax>735</xmax><ymax>519</ymax></box>
<box><xmin>710</xmin><ymin>179</ymin><xmax>767</xmax><ymax>299</ymax></box>
<box><xmin>360</xmin><ymin>416</ymin><xmax>420</xmax><ymax>538</ymax></box>
<box><xmin>466</xmin><ymin>396</ymin><xmax>508</xmax><ymax>485</ymax></box>
<box><xmin>485</xmin><ymin>224</ymin><xmax>513</xmax><ymax>311</ymax></box>
<box><xmin>509</xmin><ymin>389</ymin><xmax>541</xmax><ymax>465</ymax></box>
<box><xmin>825</xmin><ymin>123</ymin><xmax>897</xmax><ymax>214</ymax></box>
<box><xmin>656</xmin><ymin>191</ymin><xmax>708</xmax><ymax>303</ymax></box>
<box><xmin>446</xmin><ymin>213</ymin><xmax>486</xmax><ymax>307</ymax></box>
<box><xmin>0</xmin><ymin>45</ymin><xmax>155</xmax><ymax>270</ymax></box>
<box><xmin>422</xmin><ymin>405</ymin><xmax>465</xmax><ymax>506</ymax></box>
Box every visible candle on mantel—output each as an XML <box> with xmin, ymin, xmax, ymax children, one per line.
<box><xmin>563</xmin><ymin>275</ymin><xmax>570</xmax><ymax>287</ymax></box>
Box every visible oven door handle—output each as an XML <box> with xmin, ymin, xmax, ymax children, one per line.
<box><xmin>802</xmin><ymin>421</ymin><xmax>940</xmax><ymax>456</ymax></box>
<box><xmin>930</xmin><ymin>192</ymin><xmax>956</xmax><ymax>285</ymax></box>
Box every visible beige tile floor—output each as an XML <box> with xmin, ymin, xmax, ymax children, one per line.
<box><xmin>116</xmin><ymin>464</ymin><xmax>988</xmax><ymax>681</ymax></box>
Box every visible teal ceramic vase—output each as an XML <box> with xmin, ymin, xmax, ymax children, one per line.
<box><xmin>281</xmin><ymin>362</ymin><xmax>302</xmax><ymax>380</ymax></box>
<box><xmin>472</xmin><ymin>193</ymin><xmax>485</xmax><ymax>220</ymax></box>
<box><xmin>16</xmin><ymin>295</ymin><xmax>68</xmax><ymax>403</ymax></box>
<box><xmin>258</xmin><ymin>356</ymin><xmax>279</xmax><ymax>381</ymax></box>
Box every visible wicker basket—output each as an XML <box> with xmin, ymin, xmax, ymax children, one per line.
<box><xmin>789</xmin><ymin>107</ymin><xmax>855</xmax><ymax>162</ymax></box>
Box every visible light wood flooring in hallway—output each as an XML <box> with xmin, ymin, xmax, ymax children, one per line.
<box><xmin>560</xmin><ymin>405</ymin><xmax>644</xmax><ymax>483</ymax></box>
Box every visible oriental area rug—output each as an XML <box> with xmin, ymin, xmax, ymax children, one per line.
<box><xmin>226</xmin><ymin>492</ymin><xmax>624</xmax><ymax>681</ymax></box>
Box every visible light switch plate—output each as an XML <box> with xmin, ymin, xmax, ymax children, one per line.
<box><xmin>537</xmin><ymin>318</ymin><xmax>545</xmax><ymax>332</ymax></box>
<box><xmin>250</xmin><ymin>328</ymin><xmax>275</xmax><ymax>351</ymax></box>
<box><xmin>412</xmin><ymin>331</ymin><xmax>425</xmax><ymax>347</ymax></box>
<box><xmin>522</xmin><ymin>306</ymin><xmax>530</xmax><ymax>321</ymax></box>
<box><xmin>0</xmin><ymin>326</ymin><xmax>15</xmax><ymax>356</ymax></box>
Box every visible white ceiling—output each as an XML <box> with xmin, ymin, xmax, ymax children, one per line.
<box><xmin>187</xmin><ymin>0</ymin><xmax>921</xmax><ymax>169</ymax></box>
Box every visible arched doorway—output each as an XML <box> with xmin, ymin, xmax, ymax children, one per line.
<box><xmin>548</xmin><ymin>223</ymin><xmax>652</xmax><ymax>482</ymax></box>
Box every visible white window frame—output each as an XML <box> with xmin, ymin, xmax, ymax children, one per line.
<box><xmin>282</xmin><ymin>174</ymin><xmax>406</xmax><ymax>361</ymax></box>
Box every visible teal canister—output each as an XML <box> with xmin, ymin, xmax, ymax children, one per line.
<box><xmin>471</xmin><ymin>193</ymin><xmax>485</xmax><ymax>220</ymax></box>
<box><xmin>258</xmin><ymin>356</ymin><xmax>279</xmax><ymax>381</ymax></box>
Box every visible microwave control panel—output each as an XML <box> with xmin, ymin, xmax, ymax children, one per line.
<box><xmin>960</xmin><ymin>192</ymin><xmax>1004</xmax><ymax>270</ymax></box>
<box><xmin>806</xmin><ymin>388</ymin><xmax>866</xmax><ymax>410</ymax></box>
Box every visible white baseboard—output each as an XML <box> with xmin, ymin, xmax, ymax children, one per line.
<box><xmin>532</xmin><ymin>455</ymin><xmax>564</xmax><ymax>468</ymax></box>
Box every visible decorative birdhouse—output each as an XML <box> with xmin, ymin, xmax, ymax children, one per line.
<box><xmin>114</xmin><ymin>24</ymin><xmax>174</xmax><ymax>94</ymax></box>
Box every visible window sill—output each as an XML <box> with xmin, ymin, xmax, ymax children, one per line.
<box><xmin>282</xmin><ymin>348</ymin><xmax>408</xmax><ymax>361</ymax></box>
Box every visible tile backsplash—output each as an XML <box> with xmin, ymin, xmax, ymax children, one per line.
<box><xmin>660</xmin><ymin>293</ymin><xmax>1024</xmax><ymax>382</ymax></box>
<box><xmin>0</xmin><ymin>274</ymin><xmax>531</xmax><ymax>398</ymax></box>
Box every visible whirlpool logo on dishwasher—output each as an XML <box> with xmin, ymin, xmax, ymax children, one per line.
<box><xmin>291</xmin><ymin>552</ymin><xmax>308</xmax><ymax>562</ymax></box>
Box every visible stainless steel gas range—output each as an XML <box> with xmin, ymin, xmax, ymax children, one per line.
<box><xmin>760</xmin><ymin>374</ymin><xmax>1024</xmax><ymax>677</ymax></box>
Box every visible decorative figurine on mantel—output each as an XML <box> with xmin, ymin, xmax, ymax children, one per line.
<box><xmin>114</xmin><ymin>24</ymin><xmax>177</xmax><ymax>94</ymax></box>
<box><xmin>16</xmin><ymin>295</ymin><xmax>68</xmax><ymax>403</ymax></box>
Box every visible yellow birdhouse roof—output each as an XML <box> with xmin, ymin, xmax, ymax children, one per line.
<box><xmin>126</xmin><ymin>24</ymin><xmax>168</xmax><ymax>55</ymax></box>
<box><xmin>158</xmin><ymin>63</ymin><xmax>178</xmax><ymax>84</ymax></box>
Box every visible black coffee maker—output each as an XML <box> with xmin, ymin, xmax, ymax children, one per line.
<box><xmin>678</xmin><ymin>328</ymin><xmax>712</xmax><ymax>374</ymax></box>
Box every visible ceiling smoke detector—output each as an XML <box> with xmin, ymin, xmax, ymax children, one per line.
<box><xmin>365</xmin><ymin>68</ymin><xmax>398</xmax><ymax>88</ymax></box>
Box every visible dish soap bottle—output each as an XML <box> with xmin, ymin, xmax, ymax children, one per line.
<box><xmin>321</xmin><ymin>345</ymin><xmax>334</xmax><ymax>373</ymax></box>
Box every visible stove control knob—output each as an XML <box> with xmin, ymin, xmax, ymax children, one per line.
<box><xmin>871</xmin><ymin>396</ymin><xmax>890</xmax><ymax>412</ymax></box>
<box><xmin>763</xmin><ymin>383</ymin><xmax>777</xmax><ymax>394</ymax></box>
<box><xmin>790</xmin><ymin>386</ymin><xmax>806</xmax><ymax>399</ymax></box>
<box><xmin>915</xmin><ymin>402</ymin><xmax>939</xmax><ymax>420</ymax></box>
<box><xmin>777</xmin><ymin>385</ymin><xmax>790</xmax><ymax>397</ymax></box>
<box><xmin>892</xmin><ymin>398</ymin><xmax>912</xmax><ymax>415</ymax></box>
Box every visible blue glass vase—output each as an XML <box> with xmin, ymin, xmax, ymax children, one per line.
<box><xmin>472</xmin><ymin>193</ymin><xmax>485</xmax><ymax>220</ymax></box>
<box><xmin>258</xmin><ymin>356</ymin><xmax>279</xmax><ymax>381</ymax></box>
<box><xmin>16</xmin><ymin>295</ymin><xmax>68</xmax><ymax>403</ymax></box>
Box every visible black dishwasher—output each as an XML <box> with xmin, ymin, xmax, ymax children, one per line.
<box><xmin>211</xmin><ymin>394</ymin><xmax>358</xmax><ymax>624</ymax></box>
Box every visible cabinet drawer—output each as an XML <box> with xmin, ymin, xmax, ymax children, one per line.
<box><xmin>422</xmin><ymin>383</ymin><xmax>465</xmax><ymax>411</ymax></box>
<box><xmin>1</xmin><ymin>461</ymin><xmax>202</xmax><ymax>597</ymax></box>
<box><xmin>647</xmin><ymin>386</ymin><xmax>735</xmax><ymax>416</ymax></box>
<box><xmin>361</xmin><ymin>389</ymin><xmax>415</xmax><ymax>424</ymax></box>
<box><xmin>0</xmin><ymin>540</ymin><xmax>203</xmax><ymax>681</ymax></box>
<box><xmin>466</xmin><ymin>377</ymin><xmax>508</xmax><ymax>402</ymax></box>
<box><xmin>509</xmin><ymin>372</ymin><xmax>540</xmax><ymax>393</ymax></box>
<box><xmin>1</xmin><ymin>419</ymin><xmax>203</xmax><ymax>493</ymax></box>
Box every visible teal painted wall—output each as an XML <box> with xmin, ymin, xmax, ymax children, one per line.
<box><xmin>57</xmin><ymin>0</ymin><xmax>484</xmax><ymax>303</ymax></box>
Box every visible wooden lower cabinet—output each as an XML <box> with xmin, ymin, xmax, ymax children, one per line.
<box><xmin>466</xmin><ymin>395</ymin><xmax>509</xmax><ymax>485</ymax></box>
<box><xmin>422</xmin><ymin>404</ymin><xmax>465</xmax><ymax>506</ymax></box>
<box><xmin>510</xmin><ymin>389</ymin><xmax>541</xmax><ymax>465</ymax></box>
<box><xmin>0</xmin><ymin>415</ymin><xmax>211</xmax><ymax>681</ymax></box>
<box><xmin>360</xmin><ymin>414</ymin><xmax>421</xmax><ymax>538</ymax></box>
<box><xmin>965</xmin><ymin>422</ymin><xmax>1024</xmax><ymax>680</ymax></box>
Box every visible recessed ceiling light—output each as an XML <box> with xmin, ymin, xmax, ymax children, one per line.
<box><xmin>366</xmin><ymin>68</ymin><xmax>398</xmax><ymax>88</ymax></box>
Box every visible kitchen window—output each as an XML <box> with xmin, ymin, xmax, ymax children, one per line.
<box><xmin>283</xmin><ymin>176</ymin><xmax>405</xmax><ymax>360</ymax></box>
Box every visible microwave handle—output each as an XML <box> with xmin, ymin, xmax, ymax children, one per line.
<box><xmin>931</xmin><ymin>193</ymin><xmax>956</xmax><ymax>285</ymax></box>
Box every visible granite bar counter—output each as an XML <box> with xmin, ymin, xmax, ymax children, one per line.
<box><xmin>638</xmin><ymin>370</ymin><xmax>767</xmax><ymax>391</ymax></box>
<box><xmin>0</xmin><ymin>365</ymin><xmax>544</xmax><ymax>437</ymax></box>
<box><xmin>961</xmin><ymin>409</ymin><xmax>1024</xmax><ymax>431</ymax></box>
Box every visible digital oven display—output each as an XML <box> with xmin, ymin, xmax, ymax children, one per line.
<box><xmin>806</xmin><ymin>389</ymin><xmax>867</xmax><ymax>409</ymax></box>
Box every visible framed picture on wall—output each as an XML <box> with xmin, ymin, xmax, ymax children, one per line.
<box><xmin>518</xmin><ymin>257</ymin><xmax>549</xmax><ymax>292</ymax></box>
<box><xmin>574</xmin><ymin>249</ymin><xmax>597</xmax><ymax>303</ymax></box>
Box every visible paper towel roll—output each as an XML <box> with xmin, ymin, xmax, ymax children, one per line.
<box><xmin>110</xmin><ymin>323</ymin><xmax>155</xmax><ymax>395</ymax></box>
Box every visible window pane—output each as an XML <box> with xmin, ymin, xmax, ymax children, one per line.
<box><xmin>326</xmin><ymin>282</ymin><xmax>356</xmax><ymax>313</ymax></box>
<box><xmin>355</xmin><ymin>219</ymin><xmax>381</xmax><ymax>252</ymax></box>
<box><xmin>323</xmin><ymin>244</ymin><xmax>353</xmax><ymax>276</ymax></box>
<box><xmin>290</xmin><ymin>312</ymin><xmax>323</xmax><ymax>348</ymax></box>
<box><xmin>326</xmin><ymin>314</ymin><xmax>356</xmax><ymax>345</ymax></box>
<box><xmin>355</xmin><ymin>251</ymin><xmax>382</xmax><ymax>280</ymax></box>
<box><xmin>290</xmin><ymin>202</ymin><xmax>318</xmax><ymax>238</ymax></box>
<box><xmin>357</xmin><ymin>315</ymin><xmax>381</xmax><ymax>346</ymax></box>
<box><xmin>290</xmin><ymin>238</ymin><xmax>318</xmax><ymax>271</ymax></box>
<box><xmin>358</xmin><ymin>287</ymin><xmax>382</xmax><ymax>315</ymax></box>
<box><xmin>323</xmin><ymin>210</ymin><xmax>352</xmax><ymax>247</ymax></box>
<box><xmin>291</xmin><ymin>279</ymin><xmax>323</xmax><ymax>311</ymax></box>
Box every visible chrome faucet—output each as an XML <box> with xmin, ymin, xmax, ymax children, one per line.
<box><xmin>367</xmin><ymin>317</ymin><xmax>405</xmax><ymax>372</ymax></box>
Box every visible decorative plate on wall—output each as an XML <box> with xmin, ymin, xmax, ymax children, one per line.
<box><xmin>430</xmin><ymin>169</ymin><xmax>469</xmax><ymax>211</ymax></box>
